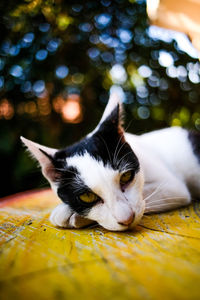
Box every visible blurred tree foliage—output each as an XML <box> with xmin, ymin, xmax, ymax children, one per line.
<box><xmin>0</xmin><ymin>0</ymin><xmax>199</xmax><ymax>197</ymax></box>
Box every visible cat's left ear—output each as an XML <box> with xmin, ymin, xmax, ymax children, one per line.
<box><xmin>20</xmin><ymin>137</ymin><xmax>59</xmax><ymax>183</ymax></box>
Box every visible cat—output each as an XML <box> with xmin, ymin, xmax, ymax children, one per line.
<box><xmin>21</xmin><ymin>93</ymin><xmax>200</xmax><ymax>231</ymax></box>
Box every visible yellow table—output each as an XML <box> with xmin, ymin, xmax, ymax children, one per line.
<box><xmin>0</xmin><ymin>189</ymin><xmax>200</xmax><ymax>300</ymax></box>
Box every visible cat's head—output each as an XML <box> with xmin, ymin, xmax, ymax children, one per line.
<box><xmin>21</xmin><ymin>93</ymin><xmax>145</xmax><ymax>231</ymax></box>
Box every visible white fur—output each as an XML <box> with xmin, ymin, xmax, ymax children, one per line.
<box><xmin>125</xmin><ymin>127</ymin><xmax>200</xmax><ymax>213</ymax></box>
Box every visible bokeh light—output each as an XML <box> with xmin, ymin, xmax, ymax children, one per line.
<box><xmin>61</xmin><ymin>94</ymin><xmax>82</xmax><ymax>123</ymax></box>
<box><xmin>35</xmin><ymin>50</ymin><xmax>48</xmax><ymax>61</ymax></box>
<box><xmin>55</xmin><ymin>65</ymin><xmax>69</xmax><ymax>79</ymax></box>
<box><xmin>33</xmin><ymin>80</ymin><xmax>45</xmax><ymax>95</ymax></box>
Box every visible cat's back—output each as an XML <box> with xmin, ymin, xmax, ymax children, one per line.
<box><xmin>140</xmin><ymin>126</ymin><xmax>189</xmax><ymax>155</ymax></box>
<box><xmin>126</xmin><ymin>127</ymin><xmax>189</xmax><ymax>164</ymax></box>
<box><xmin>137</xmin><ymin>127</ymin><xmax>200</xmax><ymax>186</ymax></box>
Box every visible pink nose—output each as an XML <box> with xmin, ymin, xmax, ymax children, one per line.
<box><xmin>118</xmin><ymin>212</ymin><xmax>135</xmax><ymax>226</ymax></box>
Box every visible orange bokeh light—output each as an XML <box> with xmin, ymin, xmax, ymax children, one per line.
<box><xmin>52</xmin><ymin>95</ymin><xmax>65</xmax><ymax>113</ymax></box>
<box><xmin>53</xmin><ymin>94</ymin><xmax>82</xmax><ymax>123</ymax></box>
<box><xmin>0</xmin><ymin>99</ymin><xmax>14</xmax><ymax>120</ymax></box>
<box><xmin>61</xmin><ymin>94</ymin><xmax>82</xmax><ymax>123</ymax></box>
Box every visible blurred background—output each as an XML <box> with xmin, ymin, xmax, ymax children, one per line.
<box><xmin>0</xmin><ymin>0</ymin><xmax>199</xmax><ymax>197</ymax></box>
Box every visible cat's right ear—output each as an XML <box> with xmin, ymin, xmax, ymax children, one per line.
<box><xmin>89</xmin><ymin>92</ymin><xmax>124</xmax><ymax>137</ymax></box>
<box><xmin>99</xmin><ymin>92</ymin><xmax>123</xmax><ymax>126</ymax></box>
<box><xmin>20</xmin><ymin>137</ymin><xmax>59</xmax><ymax>183</ymax></box>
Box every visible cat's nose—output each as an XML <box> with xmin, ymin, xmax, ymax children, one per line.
<box><xmin>118</xmin><ymin>212</ymin><xmax>135</xmax><ymax>226</ymax></box>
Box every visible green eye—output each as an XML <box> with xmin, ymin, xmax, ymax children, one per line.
<box><xmin>79</xmin><ymin>192</ymin><xmax>98</xmax><ymax>203</ymax></box>
<box><xmin>120</xmin><ymin>171</ymin><xmax>133</xmax><ymax>185</ymax></box>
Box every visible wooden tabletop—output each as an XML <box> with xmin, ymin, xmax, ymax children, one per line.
<box><xmin>0</xmin><ymin>188</ymin><xmax>200</xmax><ymax>300</ymax></box>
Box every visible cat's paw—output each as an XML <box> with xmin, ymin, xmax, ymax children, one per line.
<box><xmin>49</xmin><ymin>203</ymin><xmax>94</xmax><ymax>229</ymax></box>
<box><xmin>49</xmin><ymin>203</ymin><xmax>73</xmax><ymax>228</ymax></box>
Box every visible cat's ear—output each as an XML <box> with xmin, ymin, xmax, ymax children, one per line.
<box><xmin>90</xmin><ymin>92</ymin><xmax>124</xmax><ymax>136</ymax></box>
<box><xmin>99</xmin><ymin>92</ymin><xmax>123</xmax><ymax>127</ymax></box>
<box><xmin>20</xmin><ymin>137</ymin><xmax>59</xmax><ymax>182</ymax></box>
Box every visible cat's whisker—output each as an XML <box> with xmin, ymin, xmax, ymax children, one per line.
<box><xmin>59</xmin><ymin>176</ymin><xmax>74</xmax><ymax>182</ymax></box>
<box><xmin>113</xmin><ymin>134</ymin><xmax>125</xmax><ymax>166</ymax></box>
<box><xmin>118</xmin><ymin>158</ymin><xmax>130</xmax><ymax>172</ymax></box>
<box><xmin>117</xmin><ymin>150</ymin><xmax>139</xmax><ymax>171</ymax></box>
<box><xmin>98</xmin><ymin>134</ymin><xmax>113</xmax><ymax>166</ymax></box>
<box><xmin>145</xmin><ymin>202</ymin><xmax>181</xmax><ymax>212</ymax></box>
<box><xmin>116</xmin><ymin>151</ymin><xmax>135</xmax><ymax>170</ymax></box>
<box><xmin>113</xmin><ymin>120</ymin><xmax>132</xmax><ymax>168</ymax></box>
<box><xmin>59</xmin><ymin>181</ymin><xmax>74</xmax><ymax>188</ymax></box>
<box><xmin>115</xmin><ymin>142</ymin><xmax>127</xmax><ymax>164</ymax></box>
<box><xmin>124</xmin><ymin>120</ymin><xmax>133</xmax><ymax>132</ymax></box>
<box><xmin>145</xmin><ymin>201</ymin><xmax>179</xmax><ymax>209</ymax></box>
<box><xmin>146</xmin><ymin>196</ymin><xmax>186</xmax><ymax>205</ymax></box>
<box><xmin>113</xmin><ymin>120</ymin><xmax>133</xmax><ymax>167</ymax></box>
<box><xmin>55</xmin><ymin>167</ymin><xmax>79</xmax><ymax>177</ymax></box>
<box><xmin>144</xmin><ymin>181</ymin><xmax>166</xmax><ymax>202</ymax></box>
<box><xmin>119</xmin><ymin>159</ymin><xmax>135</xmax><ymax>173</ymax></box>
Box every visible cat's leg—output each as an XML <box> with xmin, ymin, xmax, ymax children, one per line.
<box><xmin>143</xmin><ymin>176</ymin><xmax>191</xmax><ymax>213</ymax></box>
<box><xmin>49</xmin><ymin>203</ymin><xmax>94</xmax><ymax>228</ymax></box>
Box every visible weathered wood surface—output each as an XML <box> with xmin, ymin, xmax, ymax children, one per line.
<box><xmin>0</xmin><ymin>188</ymin><xmax>200</xmax><ymax>300</ymax></box>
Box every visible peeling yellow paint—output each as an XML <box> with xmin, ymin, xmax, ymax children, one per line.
<box><xmin>0</xmin><ymin>189</ymin><xmax>200</xmax><ymax>300</ymax></box>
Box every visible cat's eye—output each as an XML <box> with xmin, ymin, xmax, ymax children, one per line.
<box><xmin>120</xmin><ymin>170</ymin><xmax>133</xmax><ymax>185</ymax></box>
<box><xmin>79</xmin><ymin>192</ymin><xmax>98</xmax><ymax>203</ymax></box>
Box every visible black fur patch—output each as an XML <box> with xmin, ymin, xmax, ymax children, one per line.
<box><xmin>56</xmin><ymin>166</ymin><xmax>97</xmax><ymax>215</ymax></box>
<box><xmin>188</xmin><ymin>130</ymin><xmax>200</xmax><ymax>163</ymax></box>
<box><xmin>55</xmin><ymin>106</ymin><xmax>139</xmax><ymax>172</ymax></box>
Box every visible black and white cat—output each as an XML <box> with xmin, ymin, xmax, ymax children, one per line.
<box><xmin>21</xmin><ymin>93</ymin><xmax>200</xmax><ymax>231</ymax></box>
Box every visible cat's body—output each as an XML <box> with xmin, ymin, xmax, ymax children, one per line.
<box><xmin>21</xmin><ymin>94</ymin><xmax>200</xmax><ymax>231</ymax></box>
<box><xmin>126</xmin><ymin>127</ymin><xmax>200</xmax><ymax>212</ymax></box>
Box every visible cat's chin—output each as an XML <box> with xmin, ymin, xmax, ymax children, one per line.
<box><xmin>101</xmin><ymin>221</ymin><xmax>139</xmax><ymax>232</ymax></box>
<box><xmin>101</xmin><ymin>224</ymin><xmax>130</xmax><ymax>232</ymax></box>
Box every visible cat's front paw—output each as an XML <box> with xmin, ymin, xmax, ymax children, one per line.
<box><xmin>49</xmin><ymin>203</ymin><xmax>94</xmax><ymax>229</ymax></box>
<box><xmin>49</xmin><ymin>203</ymin><xmax>73</xmax><ymax>228</ymax></box>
